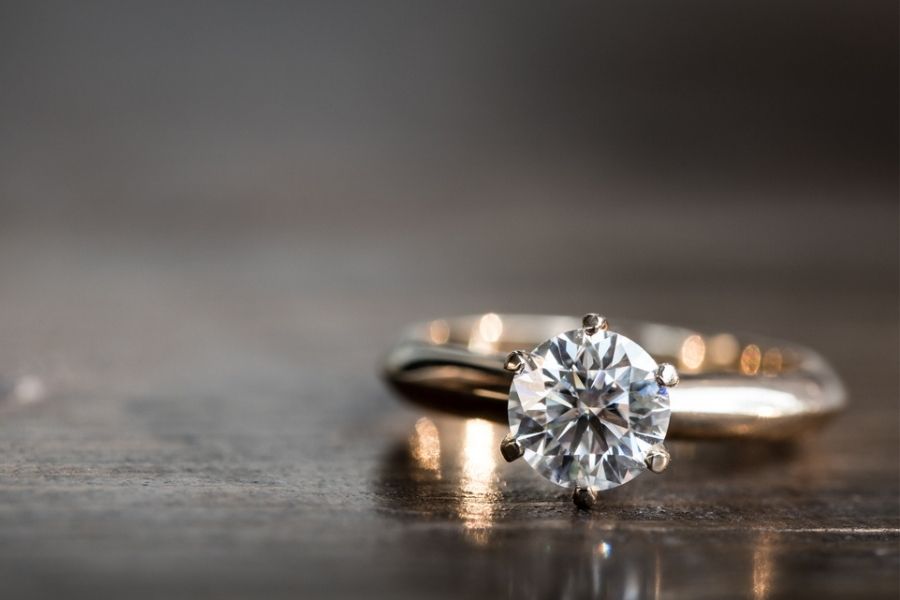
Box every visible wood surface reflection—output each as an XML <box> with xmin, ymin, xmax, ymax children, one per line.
<box><xmin>371</xmin><ymin>416</ymin><xmax>879</xmax><ymax>598</ymax></box>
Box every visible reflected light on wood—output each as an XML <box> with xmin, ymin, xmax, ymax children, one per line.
<box><xmin>654</xmin><ymin>549</ymin><xmax>662</xmax><ymax>600</ymax></box>
<box><xmin>458</xmin><ymin>418</ymin><xmax>498</xmax><ymax>543</ymax></box>
<box><xmin>752</xmin><ymin>531</ymin><xmax>775</xmax><ymax>600</ymax></box>
<box><xmin>409</xmin><ymin>417</ymin><xmax>441</xmax><ymax>477</ymax></box>
<box><xmin>594</xmin><ymin>541</ymin><xmax>612</xmax><ymax>559</ymax></box>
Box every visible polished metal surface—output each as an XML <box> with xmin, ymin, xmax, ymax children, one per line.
<box><xmin>581</xmin><ymin>312</ymin><xmax>609</xmax><ymax>335</ymax></box>
<box><xmin>573</xmin><ymin>486</ymin><xmax>598</xmax><ymax>510</ymax></box>
<box><xmin>502</xmin><ymin>350</ymin><xmax>528</xmax><ymax>374</ymax></box>
<box><xmin>384</xmin><ymin>314</ymin><xmax>846</xmax><ymax>439</ymax></box>
<box><xmin>499</xmin><ymin>433</ymin><xmax>524</xmax><ymax>462</ymax></box>
<box><xmin>645</xmin><ymin>445</ymin><xmax>671</xmax><ymax>473</ymax></box>
<box><xmin>656</xmin><ymin>363</ymin><xmax>680</xmax><ymax>387</ymax></box>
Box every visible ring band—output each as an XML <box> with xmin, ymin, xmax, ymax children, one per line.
<box><xmin>383</xmin><ymin>314</ymin><xmax>845</xmax><ymax>440</ymax></box>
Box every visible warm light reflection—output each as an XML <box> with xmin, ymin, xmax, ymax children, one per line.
<box><xmin>468</xmin><ymin>313</ymin><xmax>504</xmax><ymax>353</ymax></box>
<box><xmin>709</xmin><ymin>333</ymin><xmax>740</xmax><ymax>367</ymax></box>
<box><xmin>589</xmin><ymin>540</ymin><xmax>613</xmax><ymax>596</ymax></box>
<box><xmin>653</xmin><ymin>548</ymin><xmax>662</xmax><ymax>600</ymax></box>
<box><xmin>680</xmin><ymin>334</ymin><xmax>706</xmax><ymax>370</ymax></box>
<box><xmin>428</xmin><ymin>319</ymin><xmax>450</xmax><ymax>345</ymax></box>
<box><xmin>479</xmin><ymin>313</ymin><xmax>503</xmax><ymax>342</ymax></box>
<box><xmin>670</xmin><ymin>387</ymin><xmax>804</xmax><ymax>416</ymax></box>
<box><xmin>458</xmin><ymin>418</ymin><xmax>498</xmax><ymax>543</ymax></box>
<box><xmin>762</xmin><ymin>348</ymin><xmax>783</xmax><ymax>376</ymax></box>
<box><xmin>752</xmin><ymin>531</ymin><xmax>775</xmax><ymax>600</ymax></box>
<box><xmin>594</xmin><ymin>541</ymin><xmax>612</xmax><ymax>559</ymax></box>
<box><xmin>409</xmin><ymin>417</ymin><xmax>441</xmax><ymax>477</ymax></box>
<box><xmin>740</xmin><ymin>344</ymin><xmax>762</xmax><ymax>375</ymax></box>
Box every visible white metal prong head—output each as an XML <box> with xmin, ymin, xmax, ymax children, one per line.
<box><xmin>581</xmin><ymin>313</ymin><xmax>609</xmax><ymax>335</ymax></box>
<box><xmin>656</xmin><ymin>363</ymin><xmax>680</xmax><ymax>387</ymax></box>
<box><xmin>500</xmin><ymin>433</ymin><xmax>524</xmax><ymax>462</ymax></box>
<box><xmin>573</xmin><ymin>486</ymin><xmax>597</xmax><ymax>510</ymax></box>
<box><xmin>646</xmin><ymin>445</ymin><xmax>671</xmax><ymax>473</ymax></box>
<box><xmin>504</xmin><ymin>350</ymin><xmax>528</xmax><ymax>373</ymax></box>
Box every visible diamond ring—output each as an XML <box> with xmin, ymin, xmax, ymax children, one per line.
<box><xmin>383</xmin><ymin>313</ymin><xmax>845</xmax><ymax>509</ymax></box>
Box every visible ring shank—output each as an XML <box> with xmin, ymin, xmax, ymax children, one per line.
<box><xmin>383</xmin><ymin>314</ymin><xmax>845</xmax><ymax>440</ymax></box>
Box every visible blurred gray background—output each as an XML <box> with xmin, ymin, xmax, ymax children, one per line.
<box><xmin>0</xmin><ymin>2</ymin><xmax>897</xmax><ymax>598</ymax></box>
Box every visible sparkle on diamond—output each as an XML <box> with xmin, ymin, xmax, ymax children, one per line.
<box><xmin>508</xmin><ymin>328</ymin><xmax>670</xmax><ymax>491</ymax></box>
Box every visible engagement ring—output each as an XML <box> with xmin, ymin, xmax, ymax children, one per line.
<box><xmin>383</xmin><ymin>313</ymin><xmax>845</xmax><ymax>509</ymax></box>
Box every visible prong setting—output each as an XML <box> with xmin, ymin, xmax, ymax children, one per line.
<box><xmin>504</xmin><ymin>350</ymin><xmax>528</xmax><ymax>373</ymax></box>
<box><xmin>656</xmin><ymin>363</ymin><xmax>680</xmax><ymax>387</ymax></box>
<box><xmin>504</xmin><ymin>321</ymin><xmax>674</xmax><ymax>499</ymax></box>
<box><xmin>573</xmin><ymin>486</ymin><xmax>597</xmax><ymax>510</ymax></box>
<box><xmin>500</xmin><ymin>433</ymin><xmax>524</xmax><ymax>462</ymax></box>
<box><xmin>646</xmin><ymin>445</ymin><xmax>671</xmax><ymax>473</ymax></box>
<box><xmin>581</xmin><ymin>313</ymin><xmax>609</xmax><ymax>335</ymax></box>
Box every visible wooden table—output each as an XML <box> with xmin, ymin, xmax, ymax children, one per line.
<box><xmin>0</xmin><ymin>195</ymin><xmax>896</xmax><ymax>598</ymax></box>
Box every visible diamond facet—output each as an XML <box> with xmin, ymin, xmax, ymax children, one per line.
<box><xmin>507</xmin><ymin>328</ymin><xmax>671</xmax><ymax>491</ymax></box>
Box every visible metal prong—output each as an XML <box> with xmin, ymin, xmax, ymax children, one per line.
<box><xmin>504</xmin><ymin>350</ymin><xmax>528</xmax><ymax>373</ymax></box>
<box><xmin>500</xmin><ymin>433</ymin><xmax>524</xmax><ymax>462</ymax></box>
<box><xmin>655</xmin><ymin>363</ymin><xmax>680</xmax><ymax>387</ymax></box>
<box><xmin>582</xmin><ymin>313</ymin><xmax>609</xmax><ymax>335</ymax></box>
<box><xmin>646</xmin><ymin>445</ymin><xmax>671</xmax><ymax>473</ymax></box>
<box><xmin>573</xmin><ymin>486</ymin><xmax>597</xmax><ymax>510</ymax></box>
